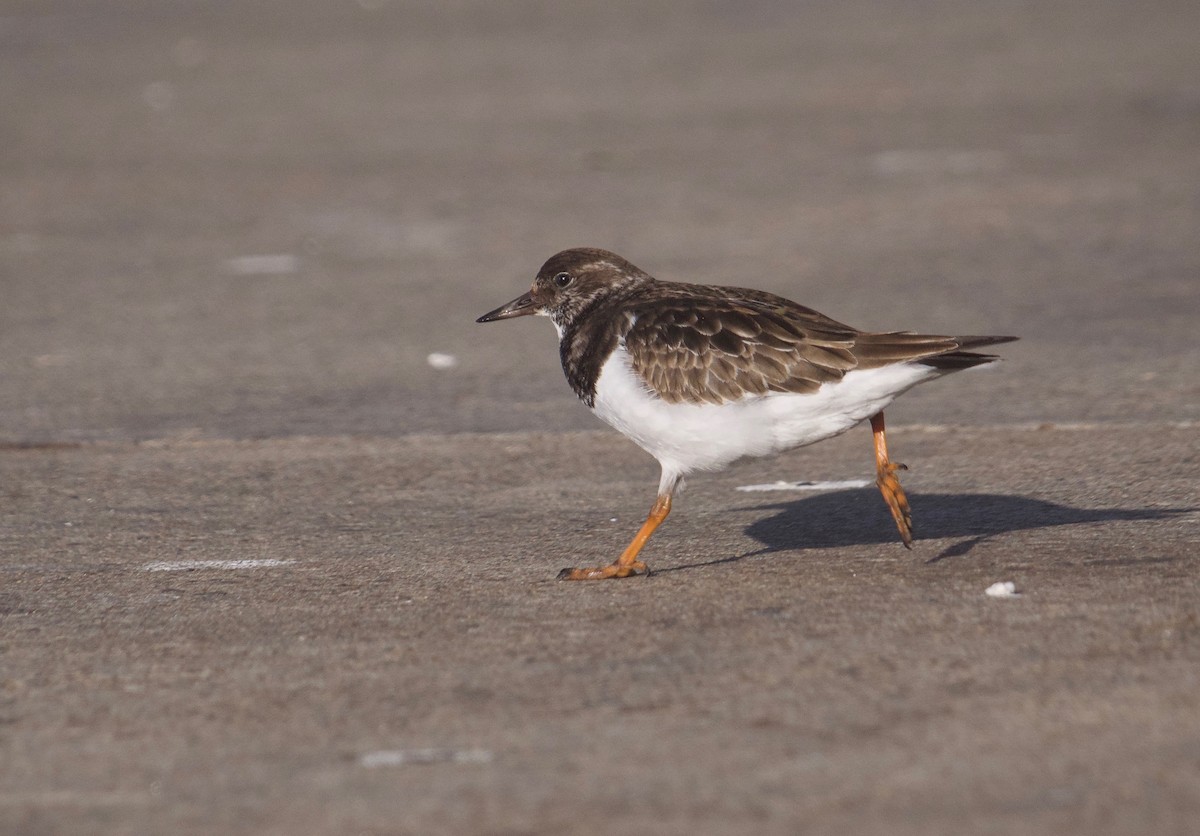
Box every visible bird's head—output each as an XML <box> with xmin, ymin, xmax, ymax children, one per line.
<box><xmin>476</xmin><ymin>248</ymin><xmax>650</xmax><ymax>329</ymax></box>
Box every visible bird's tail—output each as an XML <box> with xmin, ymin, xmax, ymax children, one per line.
<box><xmin>917</xmin><ymin>335</ymin><xmax>1018</xmax><ymax>371</ymax></box>
<box><xmin>853</xmin><ymin>333</ymin><xmax>1018</xmax><ymax>371</ymax></box>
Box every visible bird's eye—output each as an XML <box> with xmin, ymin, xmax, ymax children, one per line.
<box><xmin>553</xmin><ymin>272</ymin><xmax>572</xmax><ymax>288</ymax></box>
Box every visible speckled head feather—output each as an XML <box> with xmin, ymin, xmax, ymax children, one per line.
<box><xmin>528</xmin><ymin>248</ymin><xmax>652</xmax><ymax>329</ymax></box>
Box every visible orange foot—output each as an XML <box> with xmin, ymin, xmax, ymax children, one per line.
<box><xmin>557</xmin><ymin>495</ymin><xmax>671</xmax><ymax>581</ymax></box>
<box><xmin>557</xmin><ymin>561</ymin><xmax>650</xmax><ymax>581</ymax></box>
<box><xmin>871</xmin><ymin>411</ymin><xmax>914</xmax><ymax>549</ymax></box>
<box><xmin>876</xmin><ymin>459</ymin><xmax>913</xmax><ymax>548</ymax></box>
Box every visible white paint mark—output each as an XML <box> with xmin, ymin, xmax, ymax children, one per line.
<box><xmin>985</xmin><ymin>581</ymin><xmax>1020</xmax><ymax>598</ymax></box>
<box><xmin>32</xmin><ymin>353</ymin><xmax>68</xmax><ymax>368</ymax></box>
<box><xmin>300</xmin><ymin>212</ymin><xmax>456</xmax><ymax>257</ymax></box>
<box><xmin>895</xmin><ymin>420</ymin><xmax>1197</xmax><ymax>433</ymax></box>
<box><xmin>142</xmin><ymin>80</ymin><xmax>174</xmax><ymax>111</ymax></box>
<box><xmin>0</xmin><ymin>790</ymin><xmax>154</xmax><ymax>806</ymax></box>
<box><xmin>360</xmin><ymin>748</ymin><xmax>493</xmax><ymax>767</ymax></box>
<box><xmin>736</xmin><ymin>479</ymin><xmax>871</xmax><ymax>493</ymax></box>
<box><xmin>143</xmin><ymin>559</ymin><xmax>296</xmax><ymax>572</ymax></box>
<box><xmin>426</xmin><ymin>352</ymin><xmax>459</xmax><ymax>370</ymax></box>
<box><xmin>872</xmin><ymin>149</ymin><xmax>1006</xmax><ymax>176</ymax></box>
<box><xmin>224</xmin><ymin>254</ymin><xmax>299</xmax><ymax>275</ymax></box>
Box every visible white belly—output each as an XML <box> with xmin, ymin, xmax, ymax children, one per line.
<box><xmin>591</xmin><ymin>347</ymin><xmax>938</xmax><ymax>479</ymax></box>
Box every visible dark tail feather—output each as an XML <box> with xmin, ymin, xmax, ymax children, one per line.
<box><xmin>919</xmin><ymin>350</ymin><xmax>1002</xmax><ymax>371</ymax></box>
<box><xmin>854</xmin><ymin>333</ymin><xmax>1017</xmax><ymax>370</ymax></box>
<box><xmin>919</xmin><ymin>335</ymin><xmax>1017</xmax><ymax>371</ymax></box>
<box><xmin>952</xmin><ymin>335</ymin><xmax>1019</xmax><ymax>351</ymax></box>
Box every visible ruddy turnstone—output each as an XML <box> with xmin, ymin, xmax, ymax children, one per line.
<box><xmin>478</xmin><ymin>248</ymin><xmax>1016</xmax><ymax>580</ymax></box>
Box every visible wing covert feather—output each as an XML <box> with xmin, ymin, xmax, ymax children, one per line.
<box><xmin>617</xmin><ymin>286</ymin><xmax>1013</xmax><ymax>406</ymax></box>
<box><xmin>623</xmin><ymin>299</ymin><xmax>855</xmax><ymax>404</ymax></box>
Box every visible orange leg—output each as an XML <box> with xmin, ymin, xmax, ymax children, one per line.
<box><xmin>870</xmin><ymin>411</ymin><xmax>913</xmax><ymax>549</ymax></box>
<box><xmin>558</xmin><ymin>494</ymin><xmax>672</xmax><ymax>580</ymax></box>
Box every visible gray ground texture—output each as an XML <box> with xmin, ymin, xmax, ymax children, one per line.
<box><xmin>2</xmin><ymin>2</ymin><xmax>1198</xmax><ymax>834</ymax></box>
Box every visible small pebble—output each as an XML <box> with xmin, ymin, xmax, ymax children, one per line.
<box><xmin>427</xmin><ymin>352</ymin><xmax>459</xmax><ymax>370</ymax></box>
<box><xmin>985</xmin><ymin>581</ymin><xmax>1020</xmax><ymax>598</ymax></box>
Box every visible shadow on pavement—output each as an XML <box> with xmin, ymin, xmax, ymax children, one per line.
<box><xmin>658</xmin><ymin>490</ymin><xmax>1195</xmax><ymax>572</ymax></box>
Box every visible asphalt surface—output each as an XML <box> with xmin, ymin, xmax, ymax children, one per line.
<box><xmin>2</xmin><ymin>2</ymin><xmax>1199</xmax><ymax>834</ymax></box>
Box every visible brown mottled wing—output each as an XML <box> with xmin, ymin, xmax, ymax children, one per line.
<box><xmin>622</xmin><ymin>285</ymin><xmax>1016</xmax><ymax>405</ymax></box>
<box><xmin>622</xmin><ymin>293</ymin><xmax>862</xmax><ymax>405</ymax></box>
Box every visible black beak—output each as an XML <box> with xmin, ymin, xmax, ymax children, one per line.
<box><xmin>477</xmin><ymin>291</ymin><xmax>538</xmax><ymax>323</ymax></box>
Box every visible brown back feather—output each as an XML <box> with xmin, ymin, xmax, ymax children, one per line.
<box><xmin>622</xmin><ymin>284</ymin><xmax>1015</xmax><ymax>405</ymax></box>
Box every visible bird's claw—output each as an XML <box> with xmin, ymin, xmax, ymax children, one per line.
<box><xmin>875</xmin><ymin>463</ymin><xmax>914</xmax><ymax>549</ymax></box>
<box><xmin>557</xmin><ymin>561</ymin><xmax>650</xmax><ymax>581</ymax></box>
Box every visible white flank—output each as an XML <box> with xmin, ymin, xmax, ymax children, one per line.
<box><xmin>592</xmin><ymin>347</ymin><xmax>938</xmax><ymax>490</ymax></box>
<box><xmin>736</xmin><ymin>479</ymin><xmax>871</xmax><ymax>492</ymax></box>
<box><xmin>143</xmin><ymin>559</ymin><xmax>295</xmax><ymax>572</ymax></box>
<box><xmin>985</xmin><ymin>581</ymin><xmax>1020</xmax><ymax>598</ymax></box>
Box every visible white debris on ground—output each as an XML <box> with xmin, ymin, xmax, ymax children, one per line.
<box><xmin>142</xmin><ymin>80</ymin><xmax>175</xmax><ymax>111</ymax></box>
<box><xmin>872</xmin><ymin>149</ymin><xmax>1007</xmax><ymax>176</ymax></box>
<box><xmin>985</xmin><ymin>581</ymin><xmax>1020</xmax><ymax>598</ymax></box>
<box><xmin>143</xmin><ymin>559</ymin><xmax>296</xmax><ymax>572</ymax></box>
<box><xmin>736</xmin><ymin>479</ymin><xmax>871</xmax><ymax>492</ymax></box>
<box><xmin>223</xmin><ymin>254</ymin><xmax>300</xmax><ymax>275</ymax></box>
<box><xmin>359</xmin><ymin>749</ymin><xmax>493</xmax><ymax>767</ymax></box>
<box><xmin>426</xmin><ymin>352</ymin><xmax>459</xmax><ymax>370</ymax></box>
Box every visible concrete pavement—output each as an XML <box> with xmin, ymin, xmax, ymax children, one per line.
<box><xmin>2</xmin><ymin>1</ymin><xmax>1199</xmax><ymax>833</ymax></box>
<box><xmin>2</xmin><ymin>425</ymin><xmax>1198</xmax><ymax>834</ymax></box>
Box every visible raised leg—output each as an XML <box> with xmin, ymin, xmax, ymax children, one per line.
<box><xmin>558</xmin><ymin>494</ymin><xmax>672</xmax><ymax>580</ymax></box>
<box><xmin>870</xmin><ymin>411</ymin><xmax>913</xmax><ymax>548</ymax></box>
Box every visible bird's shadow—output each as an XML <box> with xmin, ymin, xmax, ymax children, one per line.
<box><xmin>660</xmin><ymin>489</ymin><xmax>1195</xmax><ymax>572</ymax></box>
